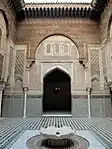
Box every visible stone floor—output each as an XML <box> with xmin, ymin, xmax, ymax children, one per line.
<box><xmin>0</xmin><ymin>117</ymin><xmax>112</xmax><ymax>149</ymax></box>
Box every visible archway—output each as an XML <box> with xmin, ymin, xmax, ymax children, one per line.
<box><xmin>43</xmin><ymin>68</ymin><xmax>71</xmax><ymax>113</ymax></box>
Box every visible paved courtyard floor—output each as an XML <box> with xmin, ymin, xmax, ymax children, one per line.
<box><xmin>0</xmin><ymin>117</ymin><xmax>112</xmax><ymax>149</ymax></box>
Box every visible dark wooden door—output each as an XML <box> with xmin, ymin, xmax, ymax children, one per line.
<box><xmin>43</xmin><ymin>69</ymin><xmax>71</xmax><ymax>112</ymax></box>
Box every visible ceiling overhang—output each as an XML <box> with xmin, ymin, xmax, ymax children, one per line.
<box><xmin>16</xmin><ymin>0</ymin><xmax>110</xmax><ymax>21</ymax></box>
<box><xmin>21</xmin><ymin>6</ymin><xmax>100</xmax><ymax>20</ymax></box>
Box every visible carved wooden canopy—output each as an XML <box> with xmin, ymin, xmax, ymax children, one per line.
<box><xmin>17</xmin><ymin>7</ymin><xmax>101</xmax><ymax>21</ymax></box>
<box><xmin>16</xmin><ymin>0</ymin><xmax>109</xmax><ymax>20</ymax></box>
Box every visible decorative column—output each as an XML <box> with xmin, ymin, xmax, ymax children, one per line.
<box><xmin>107</xmin><ymin>83</ymin><xmax>112</xmax><ymax>118</ymax></box>
<box><xmin>0</xmin><ymin>81</ymin><xmax>6</xmax><ymax>117</ymax></box>
<box><xmin>84</xmin><ymin>60</ymin><xmax>91</xmax><ymax>118</ymax></box>
<box><xmin>109</xmin><ymin>83</ymin><xmax>112</xmax><ymax>103</ymax></box>
<box><xmin>86</xmin><ymin>88</ymin><xmax>91</xmax><ymax>118</ymax></box>
<box><xmin>23</xmin><ymin>87</ymin><xmax>28</xmax><ymax>118</ymax></box>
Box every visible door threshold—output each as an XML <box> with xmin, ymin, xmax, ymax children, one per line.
<box><xmin>42</xmin><ymin>112</ymin><xmax>72</xmax><ymax>117</ymax></box>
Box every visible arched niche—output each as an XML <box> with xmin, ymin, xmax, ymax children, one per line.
<box><xmin>13</xmin><ymin>75</ymin><xmax>23</xmax><ymax>92</ymax></box>
<box><xmin>35</xmin><ymin>34</ymin><xmax>79</xmax><ymax>61</ymax></box>
<box><xmin>91</xmin><ymin>75</ymin><xmax>100</xmax><ymax>93</ymax></box>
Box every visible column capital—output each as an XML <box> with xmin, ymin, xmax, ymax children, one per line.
<box><xmin>23</xmin><ymin>87</ymin><xmax>28</xmax><ymax>92</ymax></box>
<box><xmin>108</xmin><ymin>81</ymin><xmax>112</xmax><ymax>91</ymax></box>
<box><xmin>26</xmin><ymin>59</ymin><xmax>35</xmax><ymax>68</ymax></box>
<box><xmin>109</xmin><ymin>85</ymin><xmax>112</xmax><ymax>91</ymax></box>
<box><xmin>83</xmin><ymin>61</ymin><xmax>89</xmax><ymax>68</ymax></box>
<box><xmin>0</xmin><ymin>81</ymin><xmax>6</xmax><ymax>91</ymax></box>
<box><xmin>86</xmin><ymin>87</ymin><xmax>91</xmax><ymax>92</ymax></box>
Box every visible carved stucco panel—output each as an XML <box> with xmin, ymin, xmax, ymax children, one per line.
<box><xmin>90</xmin><ymin>49</ymin><xmax>100</xmax><ymax>77</ymax></box>
<box><xmin>41</xmin><ymin>62</ymin><xmax>73</xmax><ymax>84</ymax></box>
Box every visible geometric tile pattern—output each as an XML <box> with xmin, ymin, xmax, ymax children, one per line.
<box><xmin>90</xmin><ymin>50</ymin><xmax>100</xmax><ymax>77</ymax></box>
<box><xmin>0</xmin><ymin>117</ymin><xmax>112</xmax><ymax>149</ymax></box>
<box><xmin>15</xmin><ymin>50</ymin><xmax>25</xmax><ymax>76</ymax></box>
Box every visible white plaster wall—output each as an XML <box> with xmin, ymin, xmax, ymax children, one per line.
<box><xmin>29</xmin><ymin>63</ymin><xmax>40</xmax><ymax>90</ymax></box>
<box><xmin>73</xmin><ymin>61</ymin><xmax>86</xmax><ymax>91</ymax></box>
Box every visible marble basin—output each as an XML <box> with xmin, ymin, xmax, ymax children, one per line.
<box><xmin>39</xmin><ymin>126</ymin><xmax>75</xmax><ymax>139</ymax></box>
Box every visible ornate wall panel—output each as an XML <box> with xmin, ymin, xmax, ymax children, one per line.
<box><xmin>15</xmin><ymin>50</ymin><xmax>25</xmax><ymax>77</ymax></box>
<box><xmin>15</xmin><ymin>45</ymin><xmax>27</xmax><ymax>81</ymax></box>
<box><xmin>90</xmin><ymin>49</ymin><xmax>100</xmax><ymax>77</ymax></box>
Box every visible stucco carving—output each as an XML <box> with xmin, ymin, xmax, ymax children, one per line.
<box><xmin>44</xmin><ymin>42</ymin><xmax>70</xmax><ymax>56</ymax></box>
<box><xmin>36</xmin><ymin>35</ymin><xmax>79</xmax><ymax>60</ymax></box>
<box><xmin>41</xmin><ymin>62</ymin><xmax>73</xmax><ymax>84</ymax></box>
<box><xmin>90</xmin><ymin>49</ymin><xmax>100</xmax><ymax>77</ymax></box>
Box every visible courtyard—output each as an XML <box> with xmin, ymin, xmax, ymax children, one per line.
<box><xmin>0</xmin><ymin>117</ymin><xmax>112</xmax><ymax>149</ymax></box>
<box><xmin>0</xmin><ymin>0</ymin><xmax>112</xmax><ymax>148</ymax></box>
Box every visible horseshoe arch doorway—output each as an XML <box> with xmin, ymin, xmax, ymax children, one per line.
<box><xmin>43</xmin><ymin>68</ymin><xmax>71</xmax><ymax>113</ymax></box>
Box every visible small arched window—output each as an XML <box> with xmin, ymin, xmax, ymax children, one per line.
<box><xmin>54</xmin><ymin>44</ymin><xmax>60</xmax><ymax>55</ymax></box>
<box><xmin>0</xmin><ymin>28</ymin><xmax>2</xmax><ymax>49</ymax></box>
<box><xmin>63</xmin><ymin>44</ymin><xmax>69</xmax><ymax>54</ymax></box>
<box><xmin>47</xmin><ymin>44</ymin><xmax>51</xmax><ymax>53</ymax></box>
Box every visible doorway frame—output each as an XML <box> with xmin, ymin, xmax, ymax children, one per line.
<box><xmin>42</xmin><ymin>66</ymin><xmax>72</xmax><ymax>116</ymax></box>
<box><xmin>41</xmin><ymin>64</ymin><xmax>74</xmax><ymax>84</ymax></box>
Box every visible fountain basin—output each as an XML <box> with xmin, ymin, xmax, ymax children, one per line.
<box><xmin>39</xmin><ymin>126</ymin><xmax>75</xmax><ymax>139</ymax></box>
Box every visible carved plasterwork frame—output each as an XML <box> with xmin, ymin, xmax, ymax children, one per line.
<box><xmin>41</xmin><ymin>61</ymin><xmax>73</xmax><ymax>84</ymax></box>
